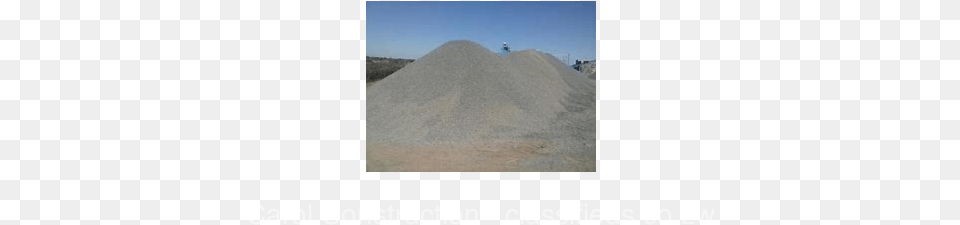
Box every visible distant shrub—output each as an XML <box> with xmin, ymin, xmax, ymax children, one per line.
<box><xmin>367</xmin><ymin>57</ymin><xmax>414</xmax><ymax>82</ymax></box>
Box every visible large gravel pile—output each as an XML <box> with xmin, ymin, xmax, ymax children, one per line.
<box><xmin>367</xmin><ymin>40</ymin><xmax>595</xmax><ymax>171</ymax></box>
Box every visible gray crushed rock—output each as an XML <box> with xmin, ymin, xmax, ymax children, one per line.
<box><xmin>367</xmin><ymin>40</ymin><xmax>595</xmax><ymax>171</ymax></box>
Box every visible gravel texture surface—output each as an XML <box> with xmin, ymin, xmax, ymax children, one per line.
<box><xmin>367</xmin><ymin>40</ymin><xmax>595</xmax><ymax>171</ymax></box>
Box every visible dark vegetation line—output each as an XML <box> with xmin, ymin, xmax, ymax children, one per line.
<box><xmin>366</xmin><ymin>56</ymin><xmax>414</xmax><ymax>82</ymax></box>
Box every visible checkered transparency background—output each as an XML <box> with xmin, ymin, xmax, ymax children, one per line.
<box><xmin>2</xmin><ymin>0</ymin><xmax>960</xmax><ymax>223</ymax></box>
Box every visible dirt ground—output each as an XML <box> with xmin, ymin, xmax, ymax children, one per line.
<box><xmin>367</xmin><ymin>139</ymin><xmax>595</xmax><ymax>172</ymax></box>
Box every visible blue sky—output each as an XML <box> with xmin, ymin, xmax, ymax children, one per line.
<box><xmin>366</xmin><ymin>1</ymin><xmax>596</xmax><ymax>63</ymax></box>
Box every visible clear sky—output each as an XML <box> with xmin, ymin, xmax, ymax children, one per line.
<box><xmin>366</xmin><ymin>1</ymin><xmax>597</xmax><ymax>63</ymax></box>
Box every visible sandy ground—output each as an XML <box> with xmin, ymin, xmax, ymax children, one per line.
<box><xmin>368</xmin><ymin>140</ymin><xmax>575</xmax><ymax>172</ymax></box>
<box><xmin>367</xmin><ymin>91</ymin><xmax>596</xmax><ymax>172</ymax></box>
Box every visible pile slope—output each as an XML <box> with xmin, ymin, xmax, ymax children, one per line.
<box><xmin>367</xmin><ymin>40</ymin><xmax>595</xmax><ymax>172</ymax></box>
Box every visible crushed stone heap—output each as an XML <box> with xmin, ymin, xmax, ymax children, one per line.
<box><xmin>367</xmin><ymin>40</ymin><xmax>595</xmax><ymax>172</ymax></box>
<box><xmin>368</xmin><ymin>40</ymin><xmax>593</xmax><ymax>144</ymax></box>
